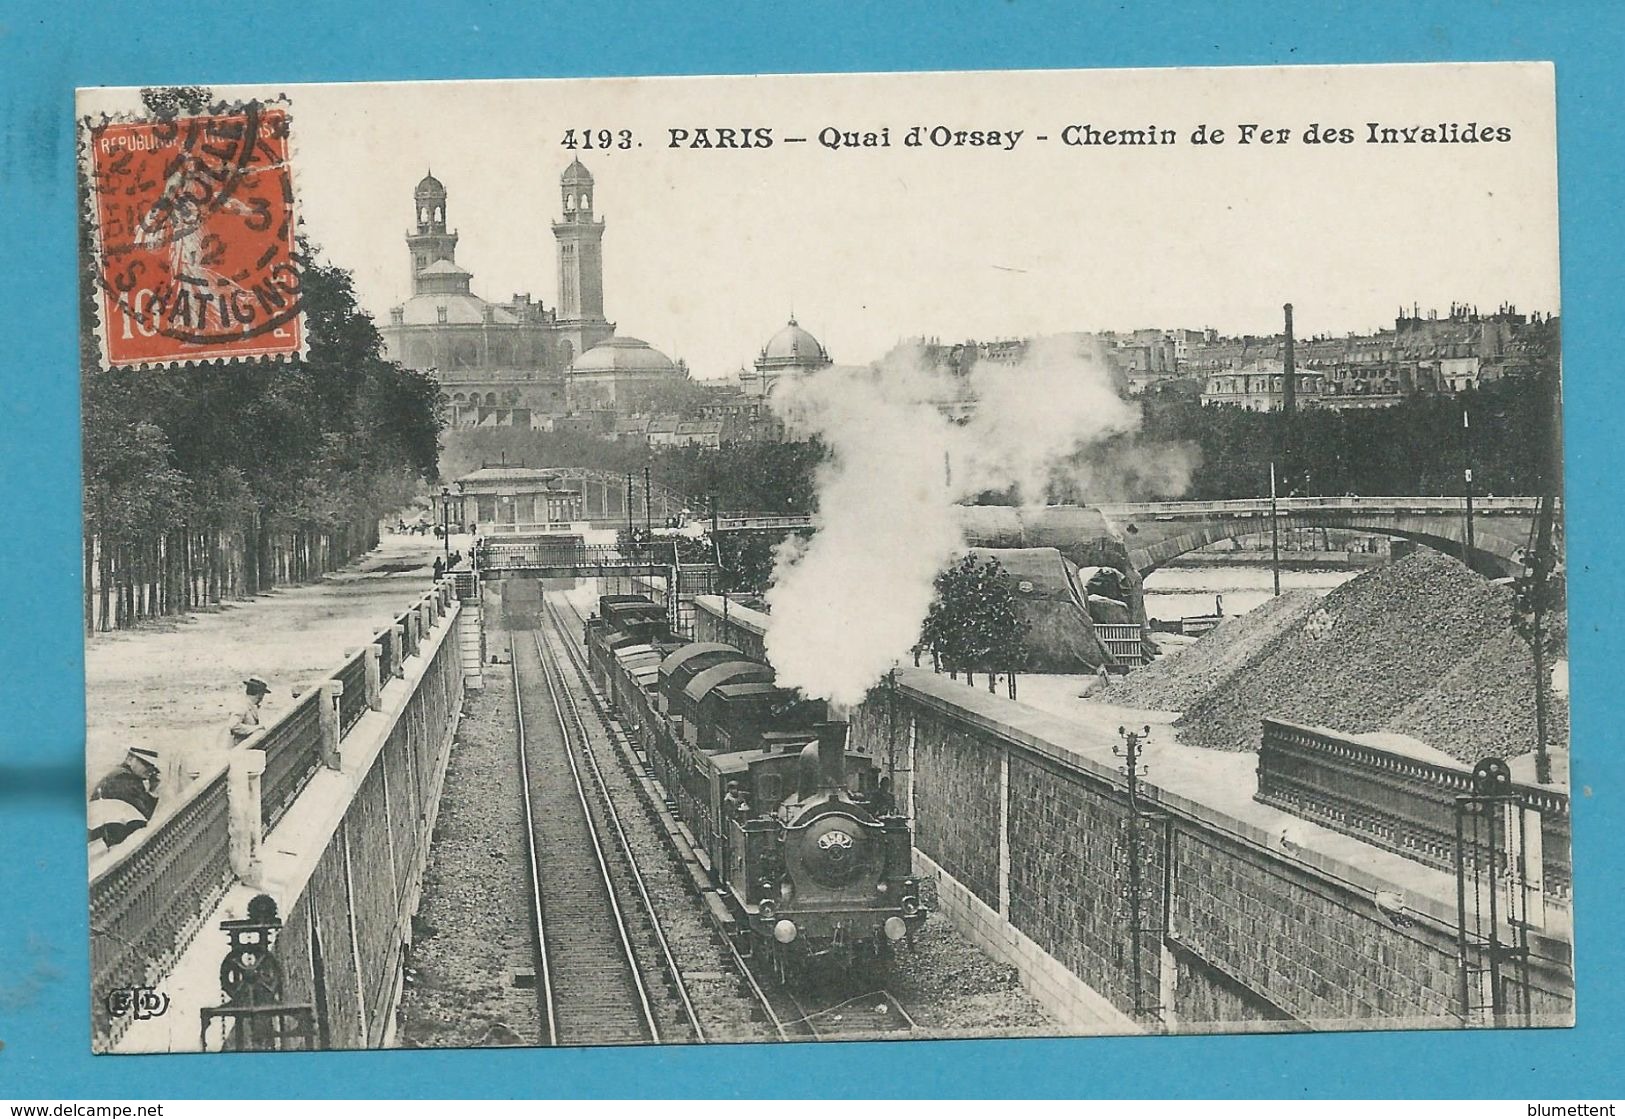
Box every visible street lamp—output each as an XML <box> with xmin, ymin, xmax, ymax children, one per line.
<box><xmin>439</xmin><ymin>486</ymin><xmax>451</xmax><ymax>571</ymax></box>
<box><xmin>1461</xmin><ymin>405</ymin><xmax>1476</xmax><ymax>566</ymax></box>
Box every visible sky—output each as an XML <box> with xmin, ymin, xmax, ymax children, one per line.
<box><xmin>79</xmin><ymin>63</ymin><xmax>1560</xmax><ymax>380</ymax></box>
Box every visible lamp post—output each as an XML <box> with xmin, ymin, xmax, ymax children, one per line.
<box><xmin>439</xmin><ymin>486</ymin><xmax>451</xmax><ymax>571</ymax></box>
<box><xmin>1461</xmin><ymin>406</ymin><xmax>1476</xmax><ymax>567</ymax></box>
<box><xmin>644</xmin><ymin>462</ymin><xmax>653</xmax><ymax>537</ymax></box>
<box><xmin>1269</xmin><ymin>461</ymin><xmax>1281</xmax><ymax>597</ymax></box>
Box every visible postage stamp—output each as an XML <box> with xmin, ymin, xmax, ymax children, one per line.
<box><xmin>82</xmin><ymin>100</ymin><xmax>303</xmax><ymax>368</ymax></box>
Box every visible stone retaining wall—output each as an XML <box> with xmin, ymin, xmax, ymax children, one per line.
<box><xmin>850</xmin><ymin>668</ymin><xmax>1573</xmax><ymax>1034</ymax></box>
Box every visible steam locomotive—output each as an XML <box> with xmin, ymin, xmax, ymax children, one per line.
<box><xmin>584</xmin><ymin>594</ymin><xmax>927</xmax><ymax>975</ymax></box>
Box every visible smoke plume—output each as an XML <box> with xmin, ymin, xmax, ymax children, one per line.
<box><xmin>764</xmin><ymin>336</ymin><xmax>1189</xmax><ymax>706</ymax></box>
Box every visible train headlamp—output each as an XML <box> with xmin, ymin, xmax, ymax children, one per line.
<box><xmin>773</xmin><ymin>919</ymin><xmax>799</xmax><ymax>944</ymax></box>
<box><xmin>884</xmin><ymin>916</ymin><xmax>908</xmax><ymax>941</ymax></box>
<box><xmin>759</xmin><ymin>899</ymin><xmax>776</xmax><ymax>918</ymax></box>
<box><xmin>901</xmin><ymin>896</ymin><xmax>920</xmax><ymax>916</ymax></box>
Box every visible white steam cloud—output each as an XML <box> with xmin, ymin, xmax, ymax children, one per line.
<box><xmin>764</xmin><ymin>336</ymin><xmax>1186</xmax><ymax>706</ymax></box>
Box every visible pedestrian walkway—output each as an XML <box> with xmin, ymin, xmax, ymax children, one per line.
<box><xmin>84</xmin><ymin>532</ymin><xmax>450</xmax><ymax>785</ymax></box>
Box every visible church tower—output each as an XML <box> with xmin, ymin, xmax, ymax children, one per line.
<box><xmin>552</xmin><ymin>159</ymin><xmax>613</xmax><ymax>367</ymax></box>
<box><xmin>406</xmin><ymin>172</ymin><xmax>459</xmax><ymax>295</ymax></box>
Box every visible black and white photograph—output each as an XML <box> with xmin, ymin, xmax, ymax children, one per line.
<box><xmin>77</xmin><ymin>62</ymin><xmax>1570</xmax><ymax>1054</ymax></box>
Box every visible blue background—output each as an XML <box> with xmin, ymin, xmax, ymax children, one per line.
<box><xmin>2</xmin><ymin>0</ymin><xmax>1621</xmax><ymax>1098</ymax></box>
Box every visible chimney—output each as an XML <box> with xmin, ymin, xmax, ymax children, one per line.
<box><xmin>1281</xmin><ymin>303</ymin><xmax>1297</xmax><ymax>413</ymax></box>
<box><xmin>817</xmin><ymin>721</ymin><xmax>849</xmax><ymax>790</ymax></box>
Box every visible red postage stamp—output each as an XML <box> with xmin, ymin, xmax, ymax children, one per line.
<box><xmin>84</xmin><ymin>102</ymin><xmax>303</xmax><ymax>368</ymax></box>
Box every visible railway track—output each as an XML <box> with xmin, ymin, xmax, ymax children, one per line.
<box><xmin>511</xmin><ymin>619</ymin><xmax>703</xmax><ymax>1045</ymax></box>
<box><xmin>542</xmin><ymin>592</ymin><xmax>923</xmax><ymax>1044</ymax></box>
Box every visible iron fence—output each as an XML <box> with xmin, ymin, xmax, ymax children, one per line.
<box><xmin>260</xmin><ymin>690</ymin><xmax>323</xmax><ymax>832</ymax></box>
<box><xmin>90</xmin><ymin>764</ymin><xmax>233</xmax><ymax>1049</ymax></box>
<box><xmin>89</xmin><ymin>579</ymin><xmax>460</xmax><ymax>1051</ymax></box>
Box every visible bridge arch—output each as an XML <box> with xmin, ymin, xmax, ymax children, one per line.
<box><xmin>1121</xmin><ymin>510</ymin><xmax>1528</xmax><ymax>580</ymax></box>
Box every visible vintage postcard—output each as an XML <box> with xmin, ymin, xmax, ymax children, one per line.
<box><xmin>78</xmin><ymin>63</ymin><xmax>1568</xmax><ymax>1054</ymax></box>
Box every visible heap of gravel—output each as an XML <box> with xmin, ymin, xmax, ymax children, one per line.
<box><xmin>1176</xmin><ymin>549</ymin><xmax>1517</xmax><ymax>753</ymax></box>
<box><xmin>1383</xmin><ymin>624</ymin><xmax>1569</xmax><ymax>765</ymax></box>
<box><xmin>1111</xmin><ymin>590</ymin><xmax>1322</xmax><ymax>711</ymax></box>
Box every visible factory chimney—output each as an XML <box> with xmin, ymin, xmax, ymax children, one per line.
<box><xmin>1281</xmin><ymin>302</ymin><xmax>1297</xmax><ymax>413</ymax></box>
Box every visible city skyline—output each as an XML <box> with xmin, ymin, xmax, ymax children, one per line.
<box><xmin>78</xmin><ymin>64</ymin><xmax>1559</xmax><ymax>379</ymax></box>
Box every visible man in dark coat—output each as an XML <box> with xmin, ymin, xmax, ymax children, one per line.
<box><xmin>88</xmin><ymin>746</ymin><xmax>161</xmax><ymax>848</ymax></box>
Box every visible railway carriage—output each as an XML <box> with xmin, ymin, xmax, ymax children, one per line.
<box><xmin>585</xmin><ymin>593</ymin><xmax>928</xmax><ymax>973</ymax></box>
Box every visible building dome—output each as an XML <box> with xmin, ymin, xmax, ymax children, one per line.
<box><xmin>759</xmin><ymin>318</ymin><xmax>831</xmax><ymax>370</ymax></box>
<box><xmin>415</xmin><ymin>171</ymin><xmax>446</xmax><ymax>199</ymax></box>
<box><xmin>561</xmin><ymin>158</ymin><xmax>594</xmax><ymax>186</ymax></box>
<box><xmin>570</xmin><ymin>335</ymin><xmax>677</xmax><ymax>375</ymax></box>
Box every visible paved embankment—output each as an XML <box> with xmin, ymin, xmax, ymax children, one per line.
<box><xmin>85</xmin><ymin>533</ymin><xmax>443</xmax><ymax>783</ymax></box>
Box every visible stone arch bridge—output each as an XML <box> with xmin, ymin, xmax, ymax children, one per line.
<box><xmin>1095</xmin><ymin>496</ymin><xmax>1549</xmax><ymax>578</ymax></box>
<box><xmin>712</xmin><ymin>497</ymin><xmax>1551</xmax><ymax>579</ymax></box>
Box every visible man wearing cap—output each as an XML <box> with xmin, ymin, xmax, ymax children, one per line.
<box><xmin>229</xmin><ymin>676</ymin><xmax>272</xmax><ymax>746</ymax></box>
<box><xmin>88</xmin><ymin>746</ymin><xmax>161</xmax><ymax>848</ymax></box>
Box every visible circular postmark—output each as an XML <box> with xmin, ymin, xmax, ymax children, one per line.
<box><xmin>88</xmin><ymin>102</ymin><xmax>303</xmax><ymax>364</ymax></box>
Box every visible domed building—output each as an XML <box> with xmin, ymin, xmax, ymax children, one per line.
<box><xmin>380</xmin><ymin>163</ymin><xmax>618</xmax><ymax>427</ymax></box>
<box><xmin>738</xmin><ymin>317</ymin><xmax>832</xmax><ymax>398</ymax></box>
<box><xmin>567</xmin><ymin>335</ymin><xmax>682</xmax><ymax>412</ymax></box>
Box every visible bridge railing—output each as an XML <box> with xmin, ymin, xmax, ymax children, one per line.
<box><xmin>1099</xmin><ymin>496</ymin><xmax>1545</xmax><ymax>518</ymax></box>
<box><xmin>706</xmin><ymin>497</ymin><xmax>1548</xmax><ymax>532</ymax></box>
<box><xmin>1256</xmin><ymin>718</ymin><xmax>1570</xmax><ymax>903</ymax></box>
<box><xmin>711</xmin><ymin>513</ymin><xmax>815</xmax><ymax>531</ymax></box>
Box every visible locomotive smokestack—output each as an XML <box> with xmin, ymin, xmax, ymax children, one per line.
<box><xmin>817</xmin><ymin>721</ymin><xmax>849</xmax><ymax>789</ymax></box>
<box><xmin>1282</xmin><ymin>302</ymin><xmax>1296</xmax><ymax>413</ymax></box>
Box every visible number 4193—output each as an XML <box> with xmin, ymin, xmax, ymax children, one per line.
<box><xmin>563</xmin><ymin>129</ymin><xmax>634</xmax><ymax>150</ymax></box>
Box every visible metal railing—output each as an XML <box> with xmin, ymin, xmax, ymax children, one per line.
<box><xmin>259</xmin><ymin>690</ymin><xmax>323</xmax><ymax>832</ymax></box>
<box><xmin>89</xmin><ymin>578</ymin><xmax>459</xmax><ymax>1049</ymax></box>
<box><xmin>1098</xmin><ymin>496</ymin><xmax>1546</xmax><ymax>518</ymax></box>
<box><xmin>708</xmin><ymin>497</ymin><xmax>1547</xmax><ymax>533</ymax></box>
<box><xmin>337</xmin><ymin>651</ymin><xmax>370</xmax><ymax>734</ymax></box>
<box><xmin>712</xmin><ymin>513</ymin><xmax>815</xmax><ymax>531</ymax></box>
<box><xmin>1257</xmin><ymin>719</ymin><xmax>1570</xmax><ymax>900</ymax></box>
<box><xmin>90</xmin><ymin>763</ymin><xmax>233</xmax><ymax>1050</ymax></box>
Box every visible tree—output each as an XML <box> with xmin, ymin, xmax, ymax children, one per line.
<box><xmin>80</xmin><ymin>233</ymin><xmax>444</xmax><ymax>629</ymax></box>
<box><xmin>920</xmin><ymin>553</ymin><xmax>1028</xmax><ymax>694</ymax></box>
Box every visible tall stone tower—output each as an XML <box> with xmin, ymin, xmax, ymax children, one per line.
<box><xmin>406</xmin><ymin>172</ymin><xmax>459</xmax><ymax>294</ymax></box>
<box><xmin>552</xmin><ymin>158</ymin><xmax>612</xmax><ymax>367</ymax></box>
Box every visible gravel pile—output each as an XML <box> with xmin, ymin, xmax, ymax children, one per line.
<box><xmin>1177</xmin><ymin>549</ymin><xmax>1516</xmax><ymax>752</ymax></box>
<box><xmin>1384</xmin><ymin>624</ymin><xmax>1569</xmax><ymax>764</ymax></box>
<box><xmin>1112</xmin><ymin>591</ymin><xmax>1321</xmax><ymax>711</ymax></box>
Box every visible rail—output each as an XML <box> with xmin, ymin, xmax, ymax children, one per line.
<box><xmin>510</xmin><ymin>622</ymin><xmax>665</xmax><ymax>1044</ymax></box>
<box><xmin>509</xmin><ymin>643</ymin><xmax>558</xmax><ymax>1045</ymax></box>
<box><xmin>540</xmin><ymin>607</ymin><xmax>705</xmax><ymax>1040</ymax></box>
<box><xmin>547</xmin><ymin>593</ymin><xmax>793</xmax><ymax>1043</ymax></box>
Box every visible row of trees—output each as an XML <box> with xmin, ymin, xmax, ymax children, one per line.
<box><xmin>82</xmin><ymin>246</ymin><xmax>444</xmax><ymax>631</ymax></box>
<box><xmin>1113</xmin><ymin>338</ymin><xmax>1560</xmax><ymax>503</ymax></box>
<box><xmin>442</xmin><ymin>427</ymin><xmax>825</xmax><ymax>514</ymax></box>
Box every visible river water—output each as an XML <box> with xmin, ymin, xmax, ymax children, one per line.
<box><xmin>1141</xmin><ymin>564</ymin><xmax>1359</xmax><ymax>621</ymax></box>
